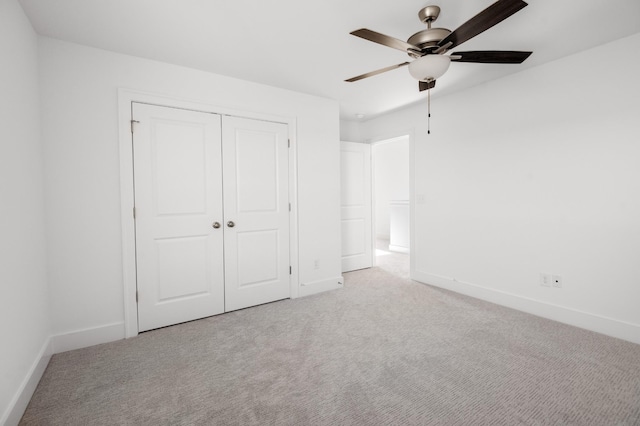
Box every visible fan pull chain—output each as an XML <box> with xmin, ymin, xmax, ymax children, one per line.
<box><xmin>427</xmin><ymin>83</ymin><xmax>431</xmax><ymax>135</ymax></box>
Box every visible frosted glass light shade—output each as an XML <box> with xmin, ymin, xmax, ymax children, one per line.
<box><xmin>408</xmin><ymin>55</ymin><xmax>451</xmax><ymax>81</ymax></box>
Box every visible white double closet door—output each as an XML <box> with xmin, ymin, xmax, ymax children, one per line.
<box><xmin>132</xmin><ymin>103</ymin><xmax>290</xmax><ymax>332</ymax></box>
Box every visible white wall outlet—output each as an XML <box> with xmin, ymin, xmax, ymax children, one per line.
<box><xmin>552</xmin><ymin>275</ymin><xmax>562</xmax><ymax>288</ymax></box>
<box><xmin>314</xmin><ymin>259</ymin><xmax>320</xmax><ymax>270</ymax></box>
<box><xmin>540</xmin><ymin>273</ymin><xmax>551</xmax><ymax>287</ymax></box>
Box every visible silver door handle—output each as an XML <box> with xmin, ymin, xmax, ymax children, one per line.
<box><xmin>212</xmin><ymin>222</ymin><xmax>221</xmax><ymax>229</ymax></box>
<box><xmin>227</xmin><ymin>221</ymin><xmax>235</xmax><ymax>228</ymax></box>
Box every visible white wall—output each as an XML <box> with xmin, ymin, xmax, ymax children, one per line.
<box><xmin>38</xmin><ymin>38</ymin><xmax>341</xmax><ymax>344</ymax></box>
<box><xmin>360</xmin><ymin>32</ymin><xmax>640</xmax><ymax>343</ymax></box>
<box><xmin>340</xmin><ymin>119</ymin><xmax>361</xmax><ymax>142</ymax></box>
<box><xmin>372</xmin><ymin>137</ymin><xmax>410</xmax><ymax>240</ymax></box>
<box><xmin>0</xmin><ymin>1</ymin><xmax>50</xmax><ymax>423</ymax></box>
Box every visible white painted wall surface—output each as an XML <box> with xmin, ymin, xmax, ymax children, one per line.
<box><xmin>360</xmin><ymin>33</ymin><xmax>640</xmax><ymax>343</ymax></box>
<box><xmin>0</xmin><ymin>1</ymin><xmax>50</xmax><ymax>423</ymax></box>
<box><xmin>372</xmin><ymin>138</ymin><xmax>410</xmax><ymax>240</ymax></box>
<box><xmin>339</xmin><ymin>119</ymin><xmax>362</xmax><ymax>142</ymax></box>
<box><xmin>38</xmin><ymin>38</ymin><xmax>341</xmax><ymax>340</ymax></box>
<box><xmin>389</xmin><ymin>201</ymin><xmax>410</xmax><ymax>253</ymax></box>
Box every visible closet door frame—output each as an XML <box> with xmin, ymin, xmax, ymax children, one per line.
<box><xmin>117</xmin><ymin>89</ymin><xmax>299</xmax><ymax>337</ymax></box>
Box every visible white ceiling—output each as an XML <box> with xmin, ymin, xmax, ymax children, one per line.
<box><xmin>19</xmin><ymin>0</ymin><xmax>640</xmax><ymax>120</ymax></box>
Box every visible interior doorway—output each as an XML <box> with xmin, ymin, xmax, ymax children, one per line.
<box><xmin>371</xmin><ymin>135</ymin><xmax>410</xmax><ymax>278</ymax></box>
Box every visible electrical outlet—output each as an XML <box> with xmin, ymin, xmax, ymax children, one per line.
<box><xmin>552</xmin><ymin>275</ymin><xmax>562</xmax><ymax>288</ymax></box>
<box><xmin>540</xmin><ymin>273</ymin><xmax>551</xmax><ymax>287</ymax></box>
<box><xmin>314</xmin><ymin>259</ymin><xmax>320</xmax><ymax>270</ymax></box>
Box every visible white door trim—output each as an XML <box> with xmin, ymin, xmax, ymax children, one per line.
<box><xmin>118</xmin><ymin>88</ymin><xmax>299</xmax><ymax>338</ymax></box>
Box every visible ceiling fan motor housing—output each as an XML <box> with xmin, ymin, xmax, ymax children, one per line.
<box><xmin>407</xmin><ymin>28</ymin><xmax>451</xmax><ymax>56</ymax></box>
<box><xmin>408</xmin><ymin>5</ymin><xmax>451</xmax><ymax>56</ymax></box>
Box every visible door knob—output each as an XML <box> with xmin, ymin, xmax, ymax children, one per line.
<box><xmin>212</xmin><ymin>222</ymin><xmax>221</xmax><ymax>229</ymax></box>
<box><xmin>227</xmin><ymin>221</ymin><xmax>235</xmax><ymax>228</ymax></box>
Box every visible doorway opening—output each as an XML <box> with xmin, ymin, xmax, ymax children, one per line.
<box><xmin>372</xmin><ymin>135</ymin><xmax>410</xmax><ymax>278</ymax></box>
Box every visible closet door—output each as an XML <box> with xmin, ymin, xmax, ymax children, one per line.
<box><xmin>133</xmin><ymin>103</ymin><xmax>224</xmax><ymax>332</ymax></box>
<box><xmin>222</xmin><ymin>116</ymin><xmax>290</xmax><ymax>311</ymax></box>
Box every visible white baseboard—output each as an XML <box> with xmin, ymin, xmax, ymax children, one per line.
<box><xmin>1</xmin><ymin>338</ymin><xmax>53</xmax><ymax>426</ymax></box>
<box><xmin>52</xmin><ymin>322</ymin><xmax>126</xmax><ymax>354</ymax></box>
<box><xmin>412</xmin><ymin>270</ymin><xmax>640</xmax><ymax>345</ymax></box>
<box><xmin>299</xmin><ymin>276</ymin><xmax>344</xmax><ymax>297</ymax></box>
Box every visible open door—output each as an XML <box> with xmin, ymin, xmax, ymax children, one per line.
<box><xmin>340</xmin><ymin>141</ymin><xmax>373</xmax><ymax>272</ymax></box>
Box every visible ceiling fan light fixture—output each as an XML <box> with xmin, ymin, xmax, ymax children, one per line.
<box><xmin>408</xmin><ymin>54</ymin><xmax>451</xmax><ymax>81</ymax></box>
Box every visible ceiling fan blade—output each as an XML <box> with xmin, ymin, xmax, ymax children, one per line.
<box><xmin>350</xmin><ymin>29</ymin><xmax>421</xmax><ymax>54</ymax></box>
<box><xmin>419</xmin><ymin>80</ymin><xmax>436</xmax><ymax>91</ymax></box>
<box><xmin>437</xmin><ymin>0</ymin><xmax>528</xmax><ymax>50</ymax></box>
<box><xmin>345</xmin><ymin>62</ymin><xmax>410</xmax><ymax>83</ymax></box>
<box><xmin>450</xmin><ymin>50</ymin><xmax>532</xmax><ymax>63</ymax></box>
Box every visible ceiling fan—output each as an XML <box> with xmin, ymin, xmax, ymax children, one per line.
<box><xmin>345</xmin><ymin>0</ymin><xmax>532</xmax><ymax>92</ymax></box>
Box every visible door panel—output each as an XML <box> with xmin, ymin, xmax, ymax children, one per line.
<box><xmin>223</xmin><ymin>116</ymin><xmax>290</xmax><ymax>311</ymax></box>
<box><xmin>133</xmin><ymin>103</ymin><xmax>224</xmax><ymax>332</ymax></box>
<box><xmin>235</xmin><ymin>131</ymin><xmax>279</xmax><ymax>212</ymax></box>
<box><xmin>153</xmin><ymin>121</ymin><xmax>208</xmax><ymax>215</ymax></box>
<box><xmin>341</xmin><ymin>141</ymin><xmax>373</xmax><ymax>272</ymax></box>
<box><xmin>341</xmin><ymin>218</ymin><xmax>366</xmax><ymax>257</ymax></box>
<box><xmin>155</xmin><ymin>236</ymin><xmax>209</xmax><ymax>300</ymax></box>
<box><xmin>237</xmin><ymin>230</ymin><xmax>279</xmax><ymax>287</ymax></box>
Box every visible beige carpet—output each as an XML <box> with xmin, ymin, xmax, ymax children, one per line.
<box><xmin>21</xmin><ymin>263</ymin><xmax>640</xmax><ymax>425</ymax></box>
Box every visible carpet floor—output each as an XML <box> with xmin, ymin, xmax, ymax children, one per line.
<box><xmin>20</xmin><ymin>256</ymin><xmax>640</xmax><ymax>425</ymax></box>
